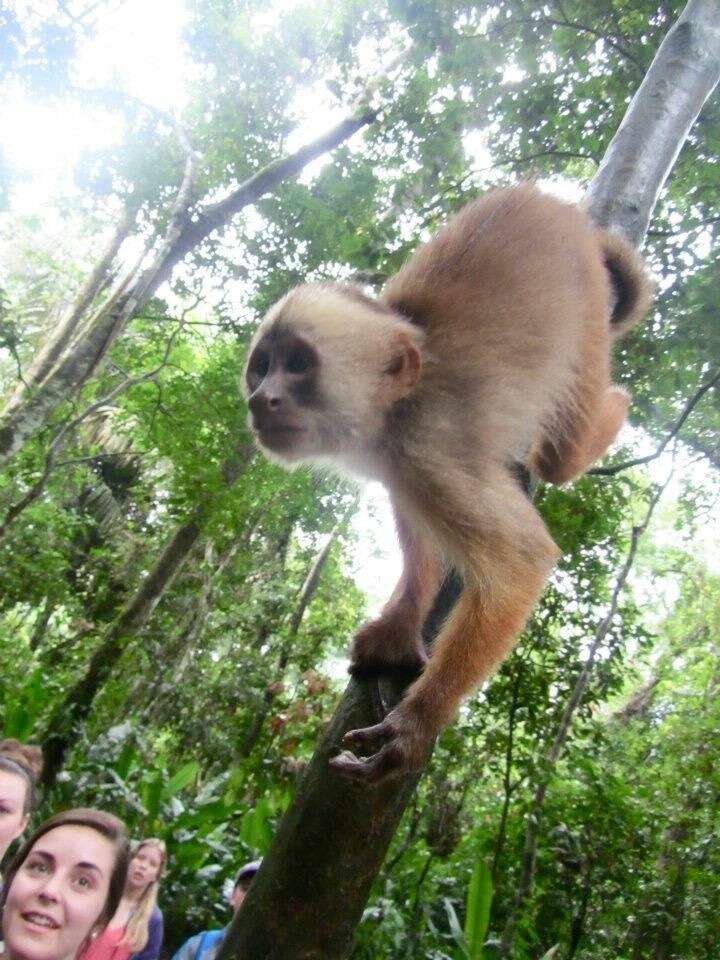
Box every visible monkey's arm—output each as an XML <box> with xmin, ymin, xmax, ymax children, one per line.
<box><xmin>331</xmin><ymin>472</ymin><xmax>558</xmax><ymax>782</ymax></box>
<box><xmin>349</xmin><ymin>504</ymin><xmax>442</xmax><ymax>682</ymax></box>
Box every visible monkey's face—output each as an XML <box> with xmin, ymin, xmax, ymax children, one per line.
<box><xmin>243</xmin><ymin>285</ymin><xmax>424</xmax><ymax>468</ymax></box>
<box><xmin>244</xmin><ymin>324</ymin><xmax>327</xmax><ymax>464</ymax></box>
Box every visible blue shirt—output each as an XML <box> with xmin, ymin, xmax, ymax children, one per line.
<box><xmin>170</xmin><ymin>929</ymin><xmax>226</xmax><ymax>960</ymax></box>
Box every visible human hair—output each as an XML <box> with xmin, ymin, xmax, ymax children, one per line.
<box><xmin>0</xmin><ymin>739</ymin><xmax>43</xmax><ymax>814</ymax></box>
<box><xmin>0</xmin><ymin>807</ymin><xmax>130</xmax><ymax>932</ymax></box>
<box><xmin>121</xmin><ymin>838</ymin><xmax>166</xmax><ymax>952</ymax></box>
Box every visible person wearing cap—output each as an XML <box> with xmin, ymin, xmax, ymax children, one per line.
<box><xmin>170</xmin><ymin>860</ymin><xmax>261</xmax><ymax>960</ymax></box>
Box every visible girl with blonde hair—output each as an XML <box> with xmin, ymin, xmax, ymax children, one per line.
<box><xmin>80</xmin><ymin>838</ymin><xmax>165</xmax><ymax>960</ymax></box>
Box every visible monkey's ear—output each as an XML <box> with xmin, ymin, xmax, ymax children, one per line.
<box><xmin>384</xmin><ymin>331</ymin><xmax>422</xmax><ymax>400</ymax></box>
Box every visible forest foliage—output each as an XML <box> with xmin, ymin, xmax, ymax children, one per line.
<box><xmin>0</xmin><ymin>1</ymin><xmax>719</xmax><ymax>958</ymax></box>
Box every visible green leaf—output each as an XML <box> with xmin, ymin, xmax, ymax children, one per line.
<box><xmin>464</xmin><ymin>859</ymin><xmax>493</xmax><ymax>959</ymax></box>
<box><xmin>239</xmin><ymin>798</ymin><xmax>273</xmax><ymax>852</ymax></box>
<box><xmin>538</xmin><ymin>946</ymin><xmax>561</xmax><ymax>960</ymax></box>
<box><xmin>2</xmin><ymin>666</ymin><xmax>50</xmax><ymax>739</ymax></box>
<box><xmin>142</xmin><ymin>774</ymin><xmax>164</xmax><ymax>825</ymax></box>
<box><xmin>443</xmin><ymin>898</ymin><xmax>470</xmax><ymax>960</ymax></box>
<box><xmin>162</xmin><ymin>760</ymin><xmax>200</xmax><ymax>800</ymax></box>
<box><xmin>114</xmin><ymin>741</ymin><xmax>137</xmax><ymax>781</ymax></box>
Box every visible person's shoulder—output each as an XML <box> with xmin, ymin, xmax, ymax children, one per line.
<box><xmin>170</xmin><ymin>932</ymin><xmax>202</xmax><ymax>960</ymax></box>
<box><xmin>172</xmin><ymin>929</ymin><xmax>223</xmax><ymax>960</ymax></box>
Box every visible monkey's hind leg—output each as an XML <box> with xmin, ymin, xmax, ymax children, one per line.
<box><xmin>533</xmin><ymin>385</ymin><xmax>630</xmax><ymax>484</ymax></box>
<box><xmin>349</xmin><ymin>507</ymin><xmax>442</xmax><ymax>684</ymax></box>
<box><xmin>333</xmin><ymin>475</ymin><xmax>559</xmax><ymax>782</ymax></box>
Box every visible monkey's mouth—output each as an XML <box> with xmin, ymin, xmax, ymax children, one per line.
<box><xmin>254</xmin><ymin>423</ymin><xmax>307</xmax><ymax>446</ymax></box>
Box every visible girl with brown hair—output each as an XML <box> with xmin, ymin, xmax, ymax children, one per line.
<box><xmin>0</xmin><ymin>807</ymin><xmax>130</xmax><ymax>960</ymax></box>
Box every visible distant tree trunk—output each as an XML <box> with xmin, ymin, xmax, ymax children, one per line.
<box><xmin>238</xmin><ymin>518</ymin><xmax>346</xmax><ymax>758</ymax></box>
<box><xmin>219</xmin><ymin>8</ymin><xmax>720</xmax><ymax>954</ymax></box>
<box><xmin>490</xmin><ymin>666</ymin><xmax>523</xmax><ymax>885</ymax></box>
<box><xmin>0</xmin><ymin>111</ymin><xmax>377</xmax><ymax>470</ymax></box>
<box><xmin>9</xmin><ymin>203</ymin><xmax>138</xmax><ymax>399</ymax></box>
<box><xmin>140</xmin><ymin>513</ymin><xmax>267</xmax><ymax>719</ymax></box>
<box><xmin>567</xmin><ymin>857</ymin><xmax>595</xmax><ymax>960</ymax></box>
<box><xmin>28</xmin><ymin>597</ymin><xmax>54</xmax><ymax>652</ymax></box>
<box><xmin>39</xmin><ymin>441</ymin><xmax>254</xmax><ymax>788</ymax></box>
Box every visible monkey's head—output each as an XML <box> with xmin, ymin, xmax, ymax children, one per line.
<box><xmin>243</xmin><ymin>283</ymin><xmax>423</xmax><ymax>468</ymax></box>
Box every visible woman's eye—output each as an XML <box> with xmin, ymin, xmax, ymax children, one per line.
<box><xmin>74</xmin><ymin>875</ymin><xmax>94</xmax><ymax>890</ymax></box>
<box><xmin>26</xmin><ymin>861</ymin><xmax>49</xmax><ymax>874</ymax></box>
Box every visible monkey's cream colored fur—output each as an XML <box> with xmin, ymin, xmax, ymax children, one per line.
<box><xmin>244</xmin><ymin>184</ymin><xmax>650</xmax><ymax>781</ymax></box>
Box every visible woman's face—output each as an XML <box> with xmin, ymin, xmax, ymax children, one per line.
<box><xmin>2</xmin><ymin>824</ymin><xmax>117</xmax><ymax>960</ymax></box>
<box><xmin>126</xmin><ymin>845</ymin><xmax>162</xmax><ymax>892</ymax></box>
<box><xmin>0</xmin><ymin>769</ymin><xmax>29</xmax><ymax>859</ymax></box>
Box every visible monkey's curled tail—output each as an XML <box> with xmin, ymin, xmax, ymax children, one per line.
<box><xmin>600</xmin><ymin>230</ymin><xmax>652</xmax><ymax>337</ymax></box>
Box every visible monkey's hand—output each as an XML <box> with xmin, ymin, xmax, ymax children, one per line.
<box><xmin>349</xmin><ymin>617</ymin><xmax>428</xmax><ymax>683</ymax></box>
<box><xmin>329</xmin><ymin>704</ymin><xmax>434</xmax><ymax>783</ymax></box>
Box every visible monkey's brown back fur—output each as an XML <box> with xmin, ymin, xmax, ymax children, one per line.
<box><xmin>381</xmin><ymin>183</ymin><xmax>648</xmax><ymax>484</ymax></box>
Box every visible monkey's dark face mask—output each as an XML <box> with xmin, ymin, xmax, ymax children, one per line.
<box><xmin>243</xmin><ymin>329</ymin><xmax>327</xmax><ymax>463</ymax></box>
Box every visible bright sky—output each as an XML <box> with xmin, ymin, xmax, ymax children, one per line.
<box><xmin>1</xmin><ymin>1</ymin><xmax>189</xmax><ymax>211</ymax></box>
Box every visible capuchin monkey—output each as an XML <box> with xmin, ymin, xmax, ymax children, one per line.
<box><xmin>242</xmin><ymin>183</ymin><xmax>650</xmax><ymax>783</ymax></box>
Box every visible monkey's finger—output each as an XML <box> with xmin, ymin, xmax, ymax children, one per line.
<box><xmin>329</xmin><ymin>743</ymin><xmax>402</xmax><ymax>782</ymax></box>
<box><xmin>328</xmin><ymin>750</ymin><xmax>364</xmax><ymax>775</ymax></box>
<box><xmin>341</xmin><ymin>719</ymin><xmax>394</xmax><ymax>749</ymax></box>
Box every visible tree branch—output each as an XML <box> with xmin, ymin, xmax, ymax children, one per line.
<box><xmin>586</xmin><ymin>0</ymin><xmax>720</xmax><ymax>244</ymax></box>
<box><xmin>0</xmin><ymin>321</ymin><xmax>185</xmax><ymax>540</ymax></box>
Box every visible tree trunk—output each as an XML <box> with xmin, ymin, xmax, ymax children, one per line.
<box><xmin>238</xmin><ymin>519</ymin><xmax>346</xmax><ymax>759</ymax></box>
<box><xmin>219</xmin><ymin>574</ymin><xmax>460</xmax><ymax>960</ymax></box>
<box><xmin>587</xmin><ymin>0</ymin><xmax>720</xmax><ymax>243</ymax></box>
<box><xmin>39</xmin><ymin>441</ymin><xmax>254</xmax><ymax>788</ymax></box>
<box><xmin>490</xmin><ymin>667</ymin><xmax>523</xmax><ymax>885</ymax></box>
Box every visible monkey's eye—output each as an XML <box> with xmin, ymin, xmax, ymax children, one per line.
<box><xmin>285</xmin><ymin>343</ymin><xmax>316</xmax><ymax>375</ymax></box>
<box><xmin>249</xmin><ymin>351</ymin><xmax>270</xmax><ymax>380</ymax></box>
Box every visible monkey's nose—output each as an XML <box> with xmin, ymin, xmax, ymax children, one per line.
<box><xmin>249</xmin><ymin>390</ymin><xmax>283</xmax><ymax>416</ymax></box>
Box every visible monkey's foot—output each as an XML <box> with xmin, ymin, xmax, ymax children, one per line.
<box><xmin>329</xmin><ymin>706</ymin><xmax>434</xmax><ymax>784</ymax></box>
<box><xmin>349</xmin><ymin>617</ymin><xmax>427</xmax><ymax>682</ymax></box>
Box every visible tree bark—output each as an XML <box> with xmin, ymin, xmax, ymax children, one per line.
<box><xmin>219</xmin><ymin>575</ymin><xmax>460</xmax><ymax>960</ymax></box>
<box><xmin>587</xmin><ymin>0</ymin><xmax>720</xmax><ymax>243</ymax></box>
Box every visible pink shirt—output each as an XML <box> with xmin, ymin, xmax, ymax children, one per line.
<box><xmin>80</xmin><ymin>927</ymin><xmax>132</xmax><ymax>960</ymax></box>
